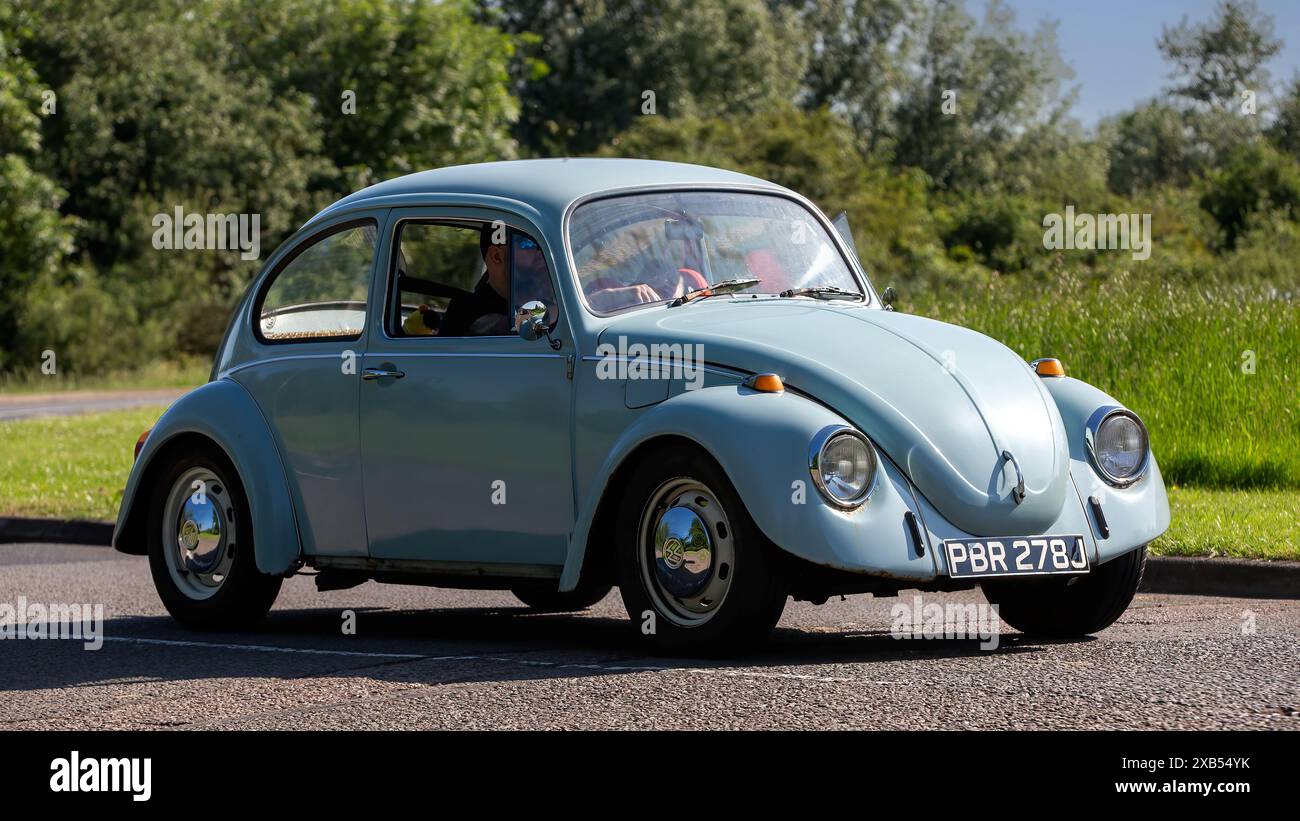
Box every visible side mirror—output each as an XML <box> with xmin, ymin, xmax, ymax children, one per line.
<box><xmin>882</xmin><ymin>286</ymin><xmax>897</xmax><ymax>311</ymax></box>
<box><xmin>517</xmin><ymin>300</ymin><xmax>561</xmax><ymax>350</ymax></box>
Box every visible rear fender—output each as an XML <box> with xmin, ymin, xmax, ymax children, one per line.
<box><xmin>113</xmin><ymin>379</ymin><xmax>302</xmax><ymax>575</ymax></box>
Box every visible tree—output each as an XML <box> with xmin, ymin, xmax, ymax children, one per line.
<box><xmin>0</xmin><ymin>11</ymin><xmax>72</xmax><ymax>372</ymax></box>
<box><xmin>1107</xmin><ymin>1</ymin><xmax>1282</xmax><ymax>196</ymax></box>
<box><xmin>483</xmin><ymin>0</ymin><xmax>806</xmax><ymax>156</ymax></box>
<box><xmin>1267</xmin><ymin>74</ymin><xmax>1300</xmax><ymax>159</ymax></box>
<box><xmin>1103</xmin><ymin>102</ymin><xmax>1208</xmax><ymax>194</ymax></box>
<box><xmin>1200</xmin><ymin>141</ymin><xmax>1300</xmax><ymax>250</ymax></box>
<box><xmin>1158</xmin><ymin>0</ymin><xmax>1281</xmax><ymax>111</ymax></box>
<box><xmin>225</xmin><ymin>0</ymin><xmax>521</xmax><ymax>192</ymax></box>
<box><xmin>2</xmin><ymin>0</ymin><xmax>523</xmax><ymax>370</ymax></box>
<box><xmin>795</xmin><ymin>0</ymin><xmax>919</xmax><ymax>154</ymax></box>
<box><xmin>891</xmin><ymin>0</ymin><xmax>1075</xmax><ymax>193</ymax></box>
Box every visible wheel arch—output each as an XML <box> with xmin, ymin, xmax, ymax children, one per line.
<box><xmin>560</xmin><ymin>384</ymin><xmax>905</xmax><ymax>591</ymax></box>
<box><xmin>575</xmin><ymin>433</ymin><xmax>722</xmax><ymax>593</ymax></box>
<box><xmin>113</xmin><ymin>379</ymin><xmax>302</xmax><ymax>575</ymax></box>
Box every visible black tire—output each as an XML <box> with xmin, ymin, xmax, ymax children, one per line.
<box><xmin>616</xmin><ymin>446</ymin><xmax>787</xmax><ymax>655</ymax></box>
<box><xmin>511</xmin><ymin>582</ymin><xmax>612</xmax><ymax>612</ymax></box>
<box><xmin>146</xmin><ymin>444</ymin><xmax>281</xmax><ymax>630</ymax></box>
<box><xmin>981</xmin><ymin>544</ymin><xmax>1147</xmax><ymax>636</ymax></box>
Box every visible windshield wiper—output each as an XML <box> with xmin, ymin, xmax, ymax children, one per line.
<box><xmin>779</xmin><ymin>286</ymin><xmax>862</xmax><ymax>301</ymax></box>
<box><xmin>670</xmin><ymin>277</ymin><xmax>761</xmax><ymax>306</ymax></box>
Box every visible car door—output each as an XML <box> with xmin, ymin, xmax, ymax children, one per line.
<box><xmin>231</xmin><ymin>214</ymin><xmax>383</xmax><ymax>558</ymax></box>
<box><xmin>358</xmin><ymin>207</ymin><xmax>574</xmax><ymax>569</ymax></box>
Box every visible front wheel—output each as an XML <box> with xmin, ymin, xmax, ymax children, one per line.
<box><xmin>146</xmin><ymin>445</ymin><xmax>281</xmax><ymax>630</ymax></box>
<box><xmin>616</xmin><ymin>447</ymin><xmax>787</xmax><ymax>655</ymax></box>
<box><xmin>981</xmin><ymin>544</ymin><xmax>1147</xmax><ymax>636</ymax></box>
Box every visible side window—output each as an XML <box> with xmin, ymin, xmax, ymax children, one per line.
<box><xmin>390</xmin><ymin>221</ymin><xmax>556</xmax><ymax>338</ymax></box>
<box><xmin>258</xmin><ymin>222</ymin><xmax>375</xmax><ymax>342</ymax></box>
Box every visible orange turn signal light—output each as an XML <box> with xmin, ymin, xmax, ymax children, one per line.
<box><xmin>1032</xmin><ymin>358</ymin><xmax>1066</xmax><ymax>378</ymax></box>
<box><xmin>134</xmin><ymin>428</ymin><xmax>152</xmax><ymax>461</ymax></box>
<box><xmin>747</xmin><ymin>373</ymin><xmax>785</xmax><ymax>393</ymax></box>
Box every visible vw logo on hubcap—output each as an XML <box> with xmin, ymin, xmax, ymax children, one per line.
<box><xmin>661</xmin><ymin>537</ymin><xmax>685</xmax><ymax>570</ymax></box>
<box><xmin>180</xmin><ymin>519</ymin><xmax>200</xmax><ymax>551</ymax></box>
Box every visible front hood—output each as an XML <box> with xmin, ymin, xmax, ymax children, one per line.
<box><xmin>599</xmin><ymin>300</ymin><xmax>1071</xmax><ymax>535</ymax></box>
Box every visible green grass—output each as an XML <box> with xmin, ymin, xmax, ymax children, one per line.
<box><xmin>0</xmin><ymin>358</ymin><xmax>208</xmax><ymax>396</ymax></box>
<box><xmin>1153</xmin><ymin>487</ymin><xmax>1300</xmax><ymax>560</ymax></box>
<box><xmin>910</xmin><ymin>273</ymin><xmax>1300</xmax><ymax>490</ymax></box>
<box><xmin>0</xmin><ymin>405</ymin><xmax>167</xmax><ymax>521</ymax></box>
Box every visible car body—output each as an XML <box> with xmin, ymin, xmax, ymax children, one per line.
<box><xmin>115</xmin><ymin>158</ymin><xmax>1170</xmax><ymax>651</ymax></box>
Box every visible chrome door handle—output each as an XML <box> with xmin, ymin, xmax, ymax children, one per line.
<box><xmin>362</xmin><ymin>367</ymin><xmax>405</xmax><ymax>381</ymax></box>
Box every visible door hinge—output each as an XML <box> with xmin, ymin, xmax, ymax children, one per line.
<box><xmin>565</xmin><ymin>354</ymin><xmax>575</xmax><ymax>380</ymax></box>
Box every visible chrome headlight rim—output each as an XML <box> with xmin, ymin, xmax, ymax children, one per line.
<box><xmin>1084</xmin><ymin>405</ymin><xmax>1151</xmax><ymax>488</ymax></box>
<box><xmin>808</xmin><ymin>426</ymin><xmax>879</xmax><ymax>509</ymax></box>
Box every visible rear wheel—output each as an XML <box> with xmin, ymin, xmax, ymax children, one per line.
<box><xmin>981</xmin><ymin>544</ymin><xmax>1147</xmax><ymax>636</ymax></box>
<box><xmin>616</xmin><ymin>446</ymin><xmax>787</xmax><ymax>655</ymax></box>
<box><xmin>146</xmin><ymin>445</ymin><xmax>281</xmax><ymax>630</ymax></box>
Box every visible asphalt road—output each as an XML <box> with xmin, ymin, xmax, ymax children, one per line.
<box><xmin>0</xmin><ymin>388</ymin><xmax>185</xmax><ymax>421</ymax></box>
<box><xmin>1</xmin><ymin>542</ymin><xmax>1297</xmax><ymax>730</ymax></box>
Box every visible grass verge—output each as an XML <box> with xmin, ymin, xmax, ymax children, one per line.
<box><xmin>0</xmin><ymin>358</ymin><xmax>208</xmax><ymax>396</ymax></box>
<box><xmin>0</xmin><ymin>405</ymin><xmax>166</xmax><ymax>522</ymax></box>
<box><xmin>1152</xmin><ymin>486</ymin><xmax>1300</xmax><ymax>560</ymax></box>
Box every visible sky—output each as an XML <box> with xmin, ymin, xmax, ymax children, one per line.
<box><xmin>982</xmin><ymin>0</ymin><xmax>1300</xmax><ymax>126</ymax></box>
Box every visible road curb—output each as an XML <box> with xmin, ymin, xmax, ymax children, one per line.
<box><xmin>0</xmin><ymin>517</ymin><xmax>114</xmax><ymax>547</ymax></box>
<box><xmin>1139</xmin><ymin>555</ymin><xmax>1300</xmax><ymax>600</ymax></box>
<box><xmin>1</xmin><ymin>518</ymin><xmax>1297</xmax><ymax>599</ymax></box>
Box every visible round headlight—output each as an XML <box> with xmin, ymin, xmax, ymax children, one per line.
<box><xmin>1087</xmin><ymin>408</ymin><xmax>1149</xmax><ymax>486</ymax></box>
<box><xmin>811</xmin><ymin>430</ymin><xmax>877</xmax><ymax>508</ymax></box>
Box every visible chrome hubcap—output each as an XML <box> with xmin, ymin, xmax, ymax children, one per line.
<box><xmin>638</xmin><ymin>478</ymin><xmax>735</xmax><ymax>627</ymax></box>
<box><xmin>163</xmin><ymin>467</ymin><xmax>236</xmax><ymax>599</ymax></box>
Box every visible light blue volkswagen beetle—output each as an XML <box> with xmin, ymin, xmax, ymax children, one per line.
<box><xmin>114</xmin><ymin>159</ymin><xmax>1169</xmax><ymax>653</ymax></box>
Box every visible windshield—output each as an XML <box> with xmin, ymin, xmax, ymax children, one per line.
<box><xmin>569</xmin><ymin>191</ymin><xmax>864</xmax><ymax>313</ymax></box>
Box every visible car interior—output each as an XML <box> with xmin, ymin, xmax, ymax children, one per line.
<box><xmin>387</xmin><ymin>220</ymin><xmax>559</xmax><ymax>338</ymax></box>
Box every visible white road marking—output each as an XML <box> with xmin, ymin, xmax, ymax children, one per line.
<box><xmin>100</xmin><ymin>635</ymin><xmax>426</xmax><ymax>659</ymax></box>
<box><xmin>96</xmin><ymin>635</ymin><xmax>867</xmax><ymax>683</ymax></box>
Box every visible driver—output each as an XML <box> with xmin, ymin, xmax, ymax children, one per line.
<box><xmin>585</xmin><ymin>266</ymin><xmax>709</xmax><ymax>312</ymax></box>
<box><xmin>443</xmin><ymin>227</ymin><xmax>558</xmax><ymax>336</ymax></box>
<box><xmin>441</xmin><ymin>226</ymin><xmax>513</xmax><ymax>337</ymax></box>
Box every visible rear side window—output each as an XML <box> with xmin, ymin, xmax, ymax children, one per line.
<box><xmin>257</xmin><ymin>221</ymin><xmax>376</xmax><ymax>342</ymax></box>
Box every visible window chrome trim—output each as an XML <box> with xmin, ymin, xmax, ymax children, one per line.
<box><xmin>808</xmin><ymin>425</ymin><xmax>879</xmax><ymax>510</ymax></box>
<box><xmin>1084</xmin><ymin>405</ymin><xmax>1151</xmax><ymax>488</ymax></box>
